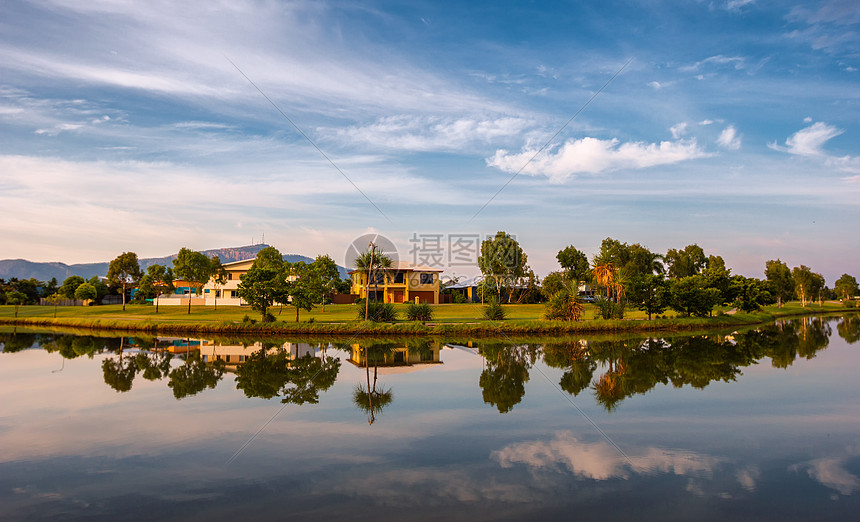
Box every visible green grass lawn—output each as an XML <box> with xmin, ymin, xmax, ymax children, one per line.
<box><xmin>0</xmin><ymin>300</ymin><xmax>849</xmax><ymax>327</ymax></box>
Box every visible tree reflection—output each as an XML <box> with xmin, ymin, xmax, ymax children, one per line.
<box><xmin>234</xmin><ymin>343</ymin><xmax>341</xmax><ymax>406</ymax></box>
<box><xmin>478</xmin><ymin>343</ymin><xmax>535</xmax><ymax>414</ymax></box>
<box><xmin>543</xmin><ymin>341</ymin><xmax>595</xmax><ymax>397</ymax></box>
<box><xmin>168</xmin><ymin>352</ymin><xmax>225</xmax><ymax>399</ymax></box>
<box><xmin>837</xmin><ymin>314</ymin><xmax>860</xmax><ymax>344</ymax></box>
<box><xmin>102</xmin><ymin>340</ymin><xmax>137</xmax><ymax>393</ymax></box>
<box><xmin>353</xmin><ymin>343</ymin><xmax>394</xmax><ymax>425</ymax></box>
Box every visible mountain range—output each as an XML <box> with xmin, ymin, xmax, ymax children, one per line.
<box><xmin>0</xmin><ymin>244</ymin><xmax>349</xmax><ymax>282</ymax></box>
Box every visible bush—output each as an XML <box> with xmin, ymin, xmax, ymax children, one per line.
<box><xmin>406</xmin><ymin>302</ymin><xmax>433</xmax><ymax>322</ymax></box>
<box><xmin>263</xmin><ymin>312</ymin><xmax>276</xmax><ymax>323</ymax></box>
<box><xmin>483</xmin><ymin>300</ymin><xmax>506</xmax><ymax>320</ymax></box>
<box><xmin>242</xmin><ymin>314</ymin><xmax>256</xmax><ymax>324</ymax></box>
<box><xmin>358</xmin><ymin>301</ymin><xmax>398</xmax><ymax>322</ymax></box>
<box><xmin>543</xmin><ymin>294</ymin><xmax>584</xmax><ymax>321</ymax></box>
<box><xmin>452</xmin><ymin>293</ymin><xmax>468</xmax><ymax>304</ymax></box>
<box><xmin>595</xmin><ymin>298</ymin><xmax>625</xmax><ymax>319</ymax></box>
<box><xmin>845</xmin><ymin>300</ymin><xmax>857</xmax><ymax>308</ymax></box>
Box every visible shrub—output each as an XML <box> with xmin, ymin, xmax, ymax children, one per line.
<box><xmin>263</xmin><ymin>312</ymin><xmax>276</xmax><ymax>323</ymax></box>
<box><xmin>452</xmin><ymin>293</ymin><xmax>468</xmax><ymax>304</ymax></box>
<box><xmin>845</xmin><ymin>300</ymin><xmax>857</xmax><ymax>309</ymax></box>
<box><xmin>358</xmin><ymin>301</ymin><xmax>398</xmax><ymax>322</ymax></box>
<box><xmin>406</xmin><ymin>302</ymin><xmax>433</xmax><ymax>322</ymax></box>
<box><xmin>483</xmin><ymin>300</ymin><xmax>506</xmax><ymax>320</ymax></box>
<box><xmin>543</xmin><ymin>294</ymin><xmax>584</xmax><ymax>321</ymax></box>
<box><xmin>595</xmin><ymin>298</ymin><xmax>625</xmax><ymax>319</ymax></box>
<box><xmin>242</xmin><ymin>314</ymin><xmax>256</xmax><ymax>324</ymax></box>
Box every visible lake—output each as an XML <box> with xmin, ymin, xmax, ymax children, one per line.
<box><xmin>1</xmin><ymin>314</ymin><xmax>858</xmax><ymax>521</ymax></box>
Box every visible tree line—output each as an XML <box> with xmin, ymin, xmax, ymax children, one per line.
<box><xmin>476</xmin><ymin>232</ymin><xmax>859</xmax><ymax>320</ymax></box>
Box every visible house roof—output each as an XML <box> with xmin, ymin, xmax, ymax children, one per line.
<box><xmin>446</xmin><ymin>275</ymin><xmax>484</xmax><ymax>289</ymax></box>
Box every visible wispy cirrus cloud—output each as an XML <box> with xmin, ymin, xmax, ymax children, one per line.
<box><xmin>325</xmin><ymin>114</ymin><xmax>535</xmax><ymax>152</ymax></box>
<box><xmin>680</xmin><ymin>55</ymin><xmax>746</xmax><ymax>72</ymax></box>
<box><xmin>486</xmin><ymin>136</ymin><xmax>709</xmax><ymax>183</ymax></box>
<box><xmin>771</xmin><ymin>121</ymin><xmax>842</xmax><ymax>156</ymax></box>
<box><xmin>769</xmin><ymin>121</ymin><xmax>859</xmax><ymax>175</ymax></box>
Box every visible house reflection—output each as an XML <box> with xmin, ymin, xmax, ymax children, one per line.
<box><xmin>346</xmin><ymin>340</ymin><xmax>442</xmax><ymax>372</ymax></box>
<box><xmin>199</xmin><ymin>341</ymin><xmax>320</xmax><ymax>367</ymax></box>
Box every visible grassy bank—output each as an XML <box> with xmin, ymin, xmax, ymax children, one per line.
<box><xmin>0</xmin><ymin>301</ymin><xmax>851</xmax><ymax>337</ymax></box>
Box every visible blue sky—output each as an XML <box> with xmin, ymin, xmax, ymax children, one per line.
<box><xmin>1</xmin><ymin>0</ymin><xmax>858</xmax><ymax>283</ymax></box>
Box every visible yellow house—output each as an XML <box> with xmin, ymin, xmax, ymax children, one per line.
<box><xmin>349</xmin><ymin>261</ymin><xmax>442</xmax><ymax>304</ymax></box>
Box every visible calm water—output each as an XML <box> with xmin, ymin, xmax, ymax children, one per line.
<box><xmin>1</xmin><ymin>315</ymin><xmax>858</xmax><ymax>521</ymax></box>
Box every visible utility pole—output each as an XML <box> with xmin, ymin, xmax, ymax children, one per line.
<box><xmin>364</xmin><ymin>242</ymin><xmax>374</xmax><ymax>321</ymax></box>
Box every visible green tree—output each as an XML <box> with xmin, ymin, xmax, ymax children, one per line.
<box><xmin>791</xmin><ymin>265</ymin><xmax>822</xmax><ymax>307</ymax></box>
<box><xmin>668</xmin><ymin>275</ymin><xmax>721</xmax><ymax>317</ymax></box>
<box><xmin>702</xmin><ymin>255</ymin><xmax>733</xmax><ymax>305</ymax></box>
<box><xmin>665</xmin><ymin>244</ymin><xmax>707</xmax><ymax>279</ymax></box>
<box><xmin>87</xmin><ymin>276</ymin><xmax>110</xmax><ymax>303</ymax></box>
<box><xmin>834</xmin><ymin>274</ymin><xmax>859</xmax><ymax>301</ymax></box>
<box><xmin>40</xmin><ymin>277</ymin><xmax>59</xmax><ymax>298</ymax></box>
<box><xmin>238</xmin><ymin>248</ymin><xmax>289</xmax><ymax>321</ymax></box>
<box><xmin>59</xmin><ymin>275</ymin><xmax>85</xmax><ymax>299</ymax></box>
<box><xmin>139</xmin><ymin>264</ymin><xmax>173</xmax><ymax>312</ymax></box>
<box><xmin>541</xmin><ymin>271</ymin><xmax>567</xmax><ymax>298</ymax></box>
<box><xmin>764</xmin><ymin>259</ymin><xmax>794</xmax><ymax>307</ymax></box>
<box><xmin>556</xmin><ymin>245</ymin><xmax>589</xmax><ymax>282</ymax></box>
<box><xmin>172</xmin><ymin>248</ymin><xmax>211</xmax><ymax>314</ymax></box>
<box><xmin>286</xmin><ymin>261</ymin><xmax>315</xmax><ymax>322</ymax></box>
<box><xmin>74</xmin><ymin>282</ymin><xmax>97</xmax><ymax>303</ymax></box>
<box><xmin>5</xmin><ymin>291</ymin><xmax>27</xmax><ymax>318</ymax></box>
<box><xmin>479</xmin><ymin>231</ymin><xmax>529</xmax><ymax>303</ymax></box>
<box><xmin>307</xmin><ymin>254</ymin><xmax>342</xmax><ymax>312</ymax></box>
<box><xmin>731</xmin><ymin>276</ymin><xmax>774</xmax><ymax>313</ymax></box>
<box><xmin>209</xmin><ymin>256</ymin><xmax>228</xmax><ymax>311</ymax></box>
<box><xmin>106</xmin><ymin>252</ymin><xmax>142</xmax><ymax>311</ymax></box>
<box><xmin>628</xmin><ymin>273</ymin><xmax>668</xmax><ymax>320</ymax></box>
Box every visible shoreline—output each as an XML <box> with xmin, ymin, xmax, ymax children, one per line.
<box><xmin>0</xmin><ymin>303</ymin><xmax>852</xmax><ymax>338</ymax></box>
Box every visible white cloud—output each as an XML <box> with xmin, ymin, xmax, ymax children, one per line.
<box><xmin>717</xmin><ymin>125</ymin><xmax>742</xmax><ymax>150</ymax></box>
<box><xmin>769</xmin><ymin>122</ymin><xmax>860</xmax><ymax>174</ymax></box>
<box><xmin>803</xmin><ymin>116</ymin><xmax>813</xmax><ymax>123</ymax></box>
<box><xmin>486</xmin><ymin>136</ymin><xmax>709</xmax><ymax>183</ymax></box>
<box><xmin>726</xmin><ymin>0</ymin><xmax>755</xmax><ymax>11</ymax></box>
<box><xmin>782</xmin><ymin>122</ymin><xmax>842</xmax><ymax>156</ymax></box>
<box><xmin>700</xmin><ymin>119</ymin><xmax>714</xmax><ymax>126</ymax></box>
<box><xmin>670</xmin><ymin>122</ymin><xmax>688</xmax><ymax>139</ymax></box>
<box><xmin>329</xmin><ymin>115</ymin><xmax>534</xmax><ymax>152</ymax></box>
<box><xmin>680</xmin><ymin>55</ymin><xmax>746</xmax><ymax>72</ymax></box>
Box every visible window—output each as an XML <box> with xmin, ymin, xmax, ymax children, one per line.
<box><xmin>394</xmin><ymin>272</ymin><xmax>404</xmax><ymax>284</ymax></box>
<box><xmin>371</xmin><ymin>272</ymin><xmax>385</xmax><ymax>285</ymax></box>
<box><xmin>420</xmin><ymin>273</ymin><xmax>434</xmax><ymax>285</ymax></box>
<box><xmin>230</xmin><ymin>290</ymin><xmax>238</xmax><ymax>298</ymax></box>
<box><xmin>228</xmin><ymin>273</ymin><xmax>233</xmax><ymax>280</ymax></box>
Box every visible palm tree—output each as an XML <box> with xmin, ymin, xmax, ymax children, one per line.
<box><xmin>354</xmin><ymin>244</ymin><xmax>392</xmax><ymax>320</ymax></box>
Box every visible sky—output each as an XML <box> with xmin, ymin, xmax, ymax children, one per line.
<box><xmin>1</xmin><ymin>0</ymin><xmax>858</xmax><ymax>284</ymax></box>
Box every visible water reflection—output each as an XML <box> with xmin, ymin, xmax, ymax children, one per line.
<box><xmin>0</xmin><ymin>314</ymin><xmax>853</xmax><ymax>413</ymax></box>
<box><xmin>0</xmin><ymin>315</ymin><xmax>858</xmax><ymax>520</ymax></box>
<box><xmin>233</xmin><ymin>342</ymin><xmax>340</xmax><ymax>405</ymax></box>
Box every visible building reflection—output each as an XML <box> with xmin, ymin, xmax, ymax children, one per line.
<box><xmin>346</xmin><ymin>339</ymin><xmax>442</xmax><ymax>371</ymax></box>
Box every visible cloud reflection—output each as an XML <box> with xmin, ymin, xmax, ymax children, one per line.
<box><xmin>492</xmin><ymin>431</ymin><xmax>721</xmax><ymax>481</ymax></box>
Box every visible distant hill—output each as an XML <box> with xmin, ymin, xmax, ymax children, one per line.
<box><xmin>0</xmin><ymin>244</ymin><xmax>349</xmax><ymax>282</ymax></box>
